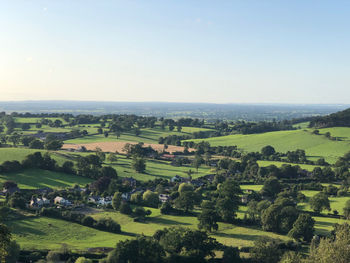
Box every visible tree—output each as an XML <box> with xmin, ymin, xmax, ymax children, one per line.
<box><xmin>0</xmin><ymin>223</ymin><xmax>11</xmax><ymax>263</ymax></box>
<box><xmin>119</xmin><ymin>202</ymin><xmax>132</xmax><ymax>215</ymax></box>
<box><xmin>307</xmin><ymin>223</ymin><xmax>350</xmax><ymax>263</ymax></box>
<box><xmin>29</xmin><ymin>139</ymin><xmax>44</xmax><ymax>149</ymax></box>
<box><xmin>143</xmin><ymin>190</ymin><xmax>159</xmax><ymax>208</ymax></box>
<box><xmin>222</xmin><ymin>246</ymin><xmax>241</xmax><ymax>263</ymax></box>
<box><xmin>100</xmin><ymin>166</ymin><xmax>117</xmax><ymax>179</ymax></box>
<box><xmin>132</xmin><ymin>157</ymin><xmax>146</xmax><ymax>173</ymax></box>
<box><xmin>107</xmin><ymin>153</ymin><xmax>118</xmax><ymax>163</ymax></box>
<box><xmin>310</xmin><ymin>192</ymin><xmax>330</xmax><ymax>213</ymax></box>
<box><xmin>174</xmin><ymin>191</ymin><xmax>196</xmax><ymax>213</ymax></box>
<box><xmin>103</xmin><ymin>236</ymin><xmax>165</xmax><ymax>263</ymax></box>
<box><xmin>5</xmin><ymin>241</ymin><xmax>20</xmax><ymax>263</ymax></box>
<box><xmin>198</xmin><ymin>201</ymin><xmax>219</xmax><ymax>232</ymax></box>
<box><xmin>261</xmin><ymin>145</ymin><xmax>276</xmax><ymax>156</ymax></box>
<box><xmin>261</xmin><ymin>177</ymin><xmax>282</xmax><ymax>198</ymax></box>
<box><xmin>45</xmin><ymin>140</ymin><xmax>63</xmax><ymax>150</ymax></box>
<box><xmin>279</xmin><ymin>251</ymin><xmax>303</xmax><ymax>263</ymax></box>
<box><xmin>288</xmin><ymin>214</ymin><xmax>315</xmax><ymax>242</ymax></box>
<box><xmin>75</xmin><ymin>257</ymin><xmax>92</xmax><ymax>263</ymax></box>
<box><xmin>250</xmin><ymin>237</ymin><xmax>283</xmax><ymax>263</ymax></box>
<box><xmin>112</xmin><ymin>192</ymin><xmax>123</xmax><ymax>210</ymax></box>
<box><xmin>155</xmin><ymin>227</ymin><xmax>218</xmax><ymax>260</ymax></box>
<box><xmin>215</xmin><ymin>197</ymin><xmax>239</xmax><ymax>223</ymax></box>
<box><xmin>46</xmin><ymin>251</ymin><xmax>61</xmax><ymax>263</ymax></box>
<box><xmin>343</xmin><ymin>199</ymin><xmax>350</xmax><ymax>219</ymax></box>
<box><xmin>192</xmin><ymin>155</ymin><xmax>203</xmax><ymax>172</ymax></box>
<box><xmin>178</xmin><ymin>183</ymin><xmax>194</xmax><ymax>193</ymax></box>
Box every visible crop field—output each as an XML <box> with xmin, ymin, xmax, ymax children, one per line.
<box><xmin>185</xmin><ymin>128</ymin><xmax>350</xmax><ymax>163</ymax></box>
<box><xmin>0</xmin><ymin>168</ymin><xmax>92</xmax><ymax>189</ymax></box>
<box><xmin>62</xmin><ymin>141</ymin><xmax>194</xmax><ymax>154</ymax></box>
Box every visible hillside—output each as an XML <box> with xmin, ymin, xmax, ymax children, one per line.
<box><xmin>310</xmin><ymin>107</ymin><xmax>350</xmax><ymax>128</ymax></box>
<box><xmin>185</xmin><ymin>128</ymin><xmax>350</xmax><ymax>163</ymax></box>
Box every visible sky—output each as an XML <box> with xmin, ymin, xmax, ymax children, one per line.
<box><xmin>0</xmin><ymin>0</ymin><xmax>349</xmax><ymax>104</ymax></box>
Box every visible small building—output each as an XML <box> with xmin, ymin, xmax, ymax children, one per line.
<box><xmin>30</xmin><ymin>197</ymin><xmax>50</xmax><ymax>208</ymax></box>
<box><xmin>159</xmin><ymin>194</ymin><xmax>171</xmax><ymax>203</ymax></box>
<box><xmin>170</xmin><ymin>175</ymin><xmax>185</xmax><ymax>183</ymax></box>
<box><xmin>88</xmin><ymin>196</ymin><xmax>100</xmax><ymax>204</ymax></box>
<box><xmin>54</xmin><ymin>196</ymin><xmax>71</xmax><ymax>206</ymax></box>
<box><xmin>98</xmin><ymin>196</ymin><xmax>112</xmax><ymax>206</ymax></box>
<box><xmin>241</xmin><ymin>195</ymin><xmax>248</xmax><ymax>204</ymax></box>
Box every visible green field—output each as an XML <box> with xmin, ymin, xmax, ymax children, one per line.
<box><xmin>298</xmin><ymin>190</ymin><xmax>350</xmax><ymax>216</ymax></box>
<box><xmin>0</xmin><ymin>147</ymin><xmax>73</xmax><ymax>165</ymax></box>
<box><xmin>9</xmin><ymin>206</ymin><xmax>290</xmax><ymax>250</ymax></box>
<box><xmin>257</xmin><ymin>160</ymin><xmax>321</xmax><ymax>171</ymax></box>
<box><xmin>7</xmin><ymin>216</ymin><xmax>127</xmax><ymax>250</ymax></box>
<box><xmin>65</xmin><ymin>126</ymin><xmax>213</xmax><ymax>144</ymax></box>
<box><xmin>186</xmin><ymin>128</ymin><xmax>350</xmax><ymax>163</ymax></box>
<box><xmin>106</xmin><ymin>155</ymin><xmax>213</xmax><ymax>181</ymax></box>
<box><xmin>0</xmin><ymin>168</ymin><xmax>92</xmax><ymax>189</ymax></box>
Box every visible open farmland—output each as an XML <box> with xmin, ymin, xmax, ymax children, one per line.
<box><xmin>0</xmin><ymin>168</ymin><xmax>92</xmax><ymax>189</ymax></box>
<box><xmin>62</xmin><ymin>141</ymin><xmax>194</xmax><ymax>154</ymax></box>
<box><xmin>185</xmin><ymin>128</ymin><xmax>350</xmax><ymax>163</ymax></box>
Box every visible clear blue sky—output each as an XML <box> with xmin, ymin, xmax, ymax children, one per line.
<box><xmin>1</xmin><ymin>0</ymin><xmax>349</xmax><ymax>103</ymax></box>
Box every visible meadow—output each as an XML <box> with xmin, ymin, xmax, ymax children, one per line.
<box><xmin>186</xmin><ymin>128</ymin><xmax>350</xmax><ymax>164</ymax></box>
<box><xmin>0</xmin><ymin>168</ymin><xmax>92</xmax><ymax>189</ymax></box>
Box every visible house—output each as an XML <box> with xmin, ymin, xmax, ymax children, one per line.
<box><xmin>98</xmin><ymin>196</ymin><xmax>112</xmax><ymax>206</ymax></box>
<box><xmin>30</xmin><ymin>197</ymin><xmax>50</xmax><ymax>208</ymax></box>
<box><xmin>241</xmin><ymin>195</ymin><xmax>248</xmax><ymax>204</ymax></box>
<box><xmin>123</xmin><ymin>177</ymin><xmax>137</xmax><ymax>188</ymax></box>
<box><xmin>54</xmin><ymin>196</ymin><xmax>71</xmax><ymax>206</ymax></box>
<box><xmin>190</xmin><ymin>179</ymin><xmax>204</xmax><ymax>187</ymax></box>
<box><xmin>159</xmin><ymin>194</ymin><xmax>171</xmax><ymax>203</ymax></box>
<box><xmin>88</xmin><ymin>196</ymin><xmax>100</xmax><ymax>204</ymax></box>
<box><xmin>170</xmin><ymin>175</ymin><xmax>185</xmax><ymax>183</ymax></box>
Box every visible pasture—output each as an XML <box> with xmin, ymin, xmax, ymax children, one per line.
<box><xmin>185</xmin><ymin>128</ymin><xmax>350</xmax><ymax>163</ymax></box>
<box><xmin>0</xmin><ymin>168</ymin><xmax>92</xmax><ymax>189</ymax></box>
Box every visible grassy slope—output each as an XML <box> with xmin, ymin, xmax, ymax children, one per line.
<box><xmin>186</xmin><ymin>128</ymin><xmax>350</xmax><ymax>163</ymax></box>
<box><xmin>7</xmin><ymin>216</ymin><xmax>127</xmax><ymax>250</ymax></box>
<box><xmin>106</xmin><ymin>155</ymin><xmax>213</xmax><ymax>181</ymax></box>
<box><xmin>0</xmin><ymin>168</ymin><xmax>92</xmax><ymax>189</ymax></box>
<box><xmin>65</xmin><ymin>126</ymin><xmax>213</xmax><ymax>144</ymax></box>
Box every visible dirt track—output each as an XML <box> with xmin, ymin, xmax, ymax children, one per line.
<box><xmin>62</xmin><ymin>141</ymin><xmax>193</xmax><ymax>154</ymax></box>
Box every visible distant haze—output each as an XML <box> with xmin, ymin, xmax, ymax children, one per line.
<box><xmin>0</xmin><ymin>101</ymin><xmax>348</xmax><ymax>121</ymax></box>
<box><xmin>1</xmin><ymin>1</ymin><xmax>350</xmax><ymax>103</ymax></box>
